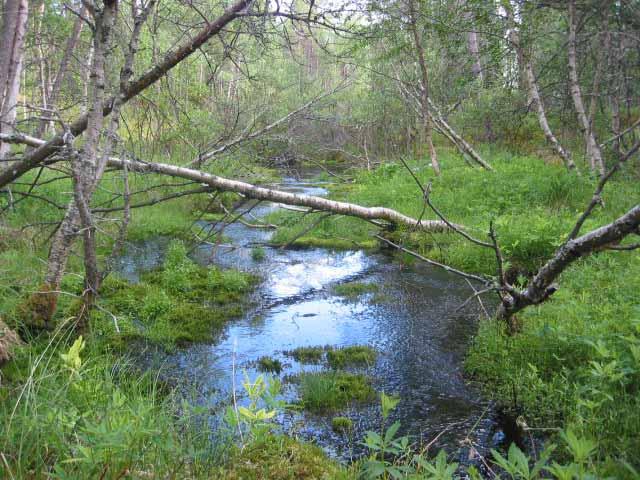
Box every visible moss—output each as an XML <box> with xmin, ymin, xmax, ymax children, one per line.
<box><xmin>92</xmin><ymin>241</ymin><xmax>254</xmax><ymax>350</ymax></box>
<box><xmin>327</xmin><ymin>345</ymin><xmax>377</xmax><ymax>369</ymax></box>
<box><xmin>331</xmin><ymin>416</ymin><xmax>353</xmax><ymax>434</ymax></box>
<box><xmin>15</xmin><ymin>284</ymin><xmax>59</xmax><ymax>330</ymax></box>
<box><xmin>219</xmin><ymin>435</ymin><xmax>353</xmax><ymax>479</ymax></box>
<box><xmin>297</xmin><ymin>371</ymin><xmax>376</xmax><ymax>412</ymax></box>
<box><xmin>286</xmin><ymin>345</ymin><xmax>326</xmax><ymax>364</ymax></box>
<box><xmin>332</xmin><ymin>281</ymin><xmax>378</xmax><ymax>298</ymax></box>
<box><xmin>257</xmin><ymin>356</ymin><xmax>283</xmax><ymax>374</ymax></box>
<box><xmin>251</xmin><ymin>247</ymin><xmax>266</xmax><ymax>261</ymax></box>
<box><xmin>272</xmin><ymin>236</ymin><xmax>377</xmax><ymax>250</ymax></box>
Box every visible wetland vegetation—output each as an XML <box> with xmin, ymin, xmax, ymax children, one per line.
<box><xmin>1</xmin><ymin>0</ymin><xmax>639</xmax><ymax>478</ymax></box>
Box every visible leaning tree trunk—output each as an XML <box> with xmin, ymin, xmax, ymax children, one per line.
<box><xmin>524</xmin><ymin>61</ymin><xmax>575</xmax><ymax>170</ymax></box>
<box><xmin>0</xmin><ymin>0</ymin><xmax>29</xmax><ymax>160</ymax></box>
<box><xmin>567</xmin><ymin>0</ymin><xmax>605</xmax><ymax>176</ymax></box>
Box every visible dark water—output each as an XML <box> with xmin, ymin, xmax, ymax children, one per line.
<box><xmin>115</xmin><ymin>175</ymin><xmax>502</xmax><ymax>462</ymax></box>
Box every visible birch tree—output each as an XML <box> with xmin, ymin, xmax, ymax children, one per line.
<box><xmin>0</xmin><ymin>0</ymin><xmax>29</xmax><ymax>160</ymax></box>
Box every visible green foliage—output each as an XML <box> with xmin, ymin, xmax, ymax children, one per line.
<box><xmin>331</xmin><ymin>416</ymin><xmax>354</xmax><ymax>433</ymax></box>
<box><xmin>0</xmin><ymin>341</ymin><xmax>221</xmax><ymax>479</ymax></box>
<box><xmin>466</xmin><ymin>253</ymin><xmax>640</xmax><ymax>474</ymax></box>
<box><xmin>327</xmin><ymin>345</ymin><xmax>377</xmax><ymax>369</ymax></box>
<box><xmin>332</xmin><ymin>281</ymin><xmax>379</xmax><ymax>298</ymax></box>
<box><xmin>225</xmin><ymin>373</ymin><xmax>285</xmax><ymax>446</ymax></box>
<box><xmin>297</xmin><ymin>371</ymin><xmax>376</xmax><ymax>412</ymax></box>
<box><xmin>286</xmin><ymin>345</ymin><xmax>327</xmax><ymax>364</ymax></box>
<box><xmin>257</xmin><ymin>356</ymin><xmax>283</xmax><ymax>374</ymax></box>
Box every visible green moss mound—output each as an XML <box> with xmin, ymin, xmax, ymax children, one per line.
<box><xmin>257</xmin><ymin>356</ymin><xmax>283</xmax><ymax>374</ymax></box>
<box><xmin>93</xmin><ymin>240</ymin><xmax>255</xmax><ymax>350</ymax></box>
<box><xmin>297</xmin><ymin>371</ymin><xmax>376</xmax><ymax>412</ymax></box>
<box><xmin>286</xmin><ymin>345</ymin><xmax>327</xmax><ymax>364</ymax></box>
<box><xmin>331</xmin><ymin>416</ymin><xmax>354</xmax><ymax>434</ymax></box>
<box><xmin>218</xmin><ymin>435</ymin><xmax>353</xmax><ymax>479</ymax></box>
<box><xmin>332</xmin><ymin>281</ymin><xmax>379</xmax><ymax>298</ymax></box>
<box><xmin>327</xmin><ymin>345</ymin><xmax>377</xmax><ymax>369</ymax></box>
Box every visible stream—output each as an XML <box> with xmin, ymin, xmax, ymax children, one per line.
<box><xmin>116</xmin><ymin>173</ymin><xmax>504</xmax><ymax>463</ymax></box>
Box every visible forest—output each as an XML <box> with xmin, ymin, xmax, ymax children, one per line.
<box><xmin>0</xmin><ymin>0</ymin><xmax>639</xmax><ymax>478</ymax></box>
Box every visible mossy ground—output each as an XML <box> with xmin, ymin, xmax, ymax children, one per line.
<box><xmin>217</xmin><ymin>435</ymin><xmax>354</xmax><ymax>479</ymax></box>
<box><xmin>286</xmin><ymin>345</ymin><xmax>327</xmax><ymax>364</ymax></box>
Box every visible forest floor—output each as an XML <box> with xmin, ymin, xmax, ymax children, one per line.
<box><xmin>0</xmin><ymin>147</ymin><xmax>638</xmax><ymax>478</ymax></box>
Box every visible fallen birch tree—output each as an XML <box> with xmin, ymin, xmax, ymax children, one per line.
<box><xmin>0</xmin><ymin>133</ymin><xmax>453</xmax><ymax>233</ymax></box>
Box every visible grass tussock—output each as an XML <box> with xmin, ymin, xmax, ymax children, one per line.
<box><xmin>297</xmin><ymin>371</ymin><xmax>376</xmax><ymax>412</ymax></box>
<box><xmin>286</xmin><ymin>345</ymin><xmax>327</xmax><ymax>364</ymax></box>
<box><xmin>327</xmin><ymin>345</ymin><xmax>377</xmax><ymax>369</ymax></box>
<box><xmin>332</xmin><ymin>281</ymin><xmax>379</xmax><ymax>298</ymax></box>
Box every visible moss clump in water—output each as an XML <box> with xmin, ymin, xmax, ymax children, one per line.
<box><xmin>331</xmin><ymin>416</ymin><xmax>354</xmax><ymax>434</ymax></box>
<box><xmin>286</xmin><ymin>345</ymin><xmax>326</xmax><ymax>364</ymax></box>
<box><xmin>332</xmin><ymin>281</ymin><xmax>378</xmax><ymax>298</ymax></box>
<box><xmin>297</xmin><ymin>371</ymin><xmax>376</xmax><ymax>412</ymax></box>
<box><xmin>251</xmin><ymin>247</ymin><xmax>266</xmax><ymax>261</ymax></box>
<box><xmin>257</xmin><ymin>356</ymin><xmax>283</xmax><ymax>374</ymax></box>
<box><xmin>327</xmin><ymin>345</ymin><xmax>377</xmax><ymax>369</ymax></box>
<box><xmin>92</xmin><ymin>240</ymin><xmax>254</xmax><ymax>350</ymax></box>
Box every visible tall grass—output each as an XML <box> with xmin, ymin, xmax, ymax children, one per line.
<box><xmin>0</xmin><ymin>331</ymin><xmax>223</xmax><ymax>478</ymax></box>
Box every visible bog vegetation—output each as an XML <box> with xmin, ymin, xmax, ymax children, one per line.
<box><xmin>0</xmin><ymin>0</ymin><xmax>639</xmax><ymax>478</ymax></box>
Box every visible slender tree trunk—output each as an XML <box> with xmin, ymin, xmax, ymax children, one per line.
<box><xmin>0</xmin><ymin>0</ymin><xmax>29</xmax><ymax>160</ymax></box>
<box><xmin>462</xmin><ymin>4</ymin><xmax>483</xmax><ymax>83</ymax></box>
<box><xmin>567</xmin><ymin>0</ymin><xmax>605</xmax><ymax>175</ymax></box>
<box><xmin>408</xmin><ymin>0</ymin><xmax>439</xmax><ymax>175</ymax></box>
<box><xmin>36</xmin><ymin>3</ymin><xmax>86</xmax><ymax>138</ymax></box>
<box><xmin>39</xmin><ymin>0</ymin><xmax>156</xmax><ymax>327</ymax></box>
<box><xmin>504</xmin><ymin>1</ymin><xmax>574</xmax><ymax>169</ymax></box>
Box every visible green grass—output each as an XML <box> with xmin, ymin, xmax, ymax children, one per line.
<box><xmin>0</xmin><ymin>339</ymin><xmax>225</xmax><ymax>478</ymax></box>
<box><xmin>466</xmin><ymin>252</ymin><xmax>640</xmax><ymax>475</ymax></box>
<box><xmin>327</xmin><ymin>345</ymin><xmax>377</xmax><ymax>369</ymax></box>
<box><xmin>297</xmin><ymin>371</ymin><xmax>376</xmax><ymax>412</ymax></box>
<box><xmin>286</xmin><ymin>345</ymin><xmax>327</xmax><ymax>364</ymax></box>
<box><xmin>332</xmin><ymin>281</ymin><xmax>379</xmax><ymax>298</ymax></box>
<box><xmin>331</xmin><ymin>416</ymin><xmax>354</xmax><ymax>434</ymax></box>
<box><xmin>257</xmin><ymin>356</ymin><xmax>283</xmax><ymax>374</ymax></box>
